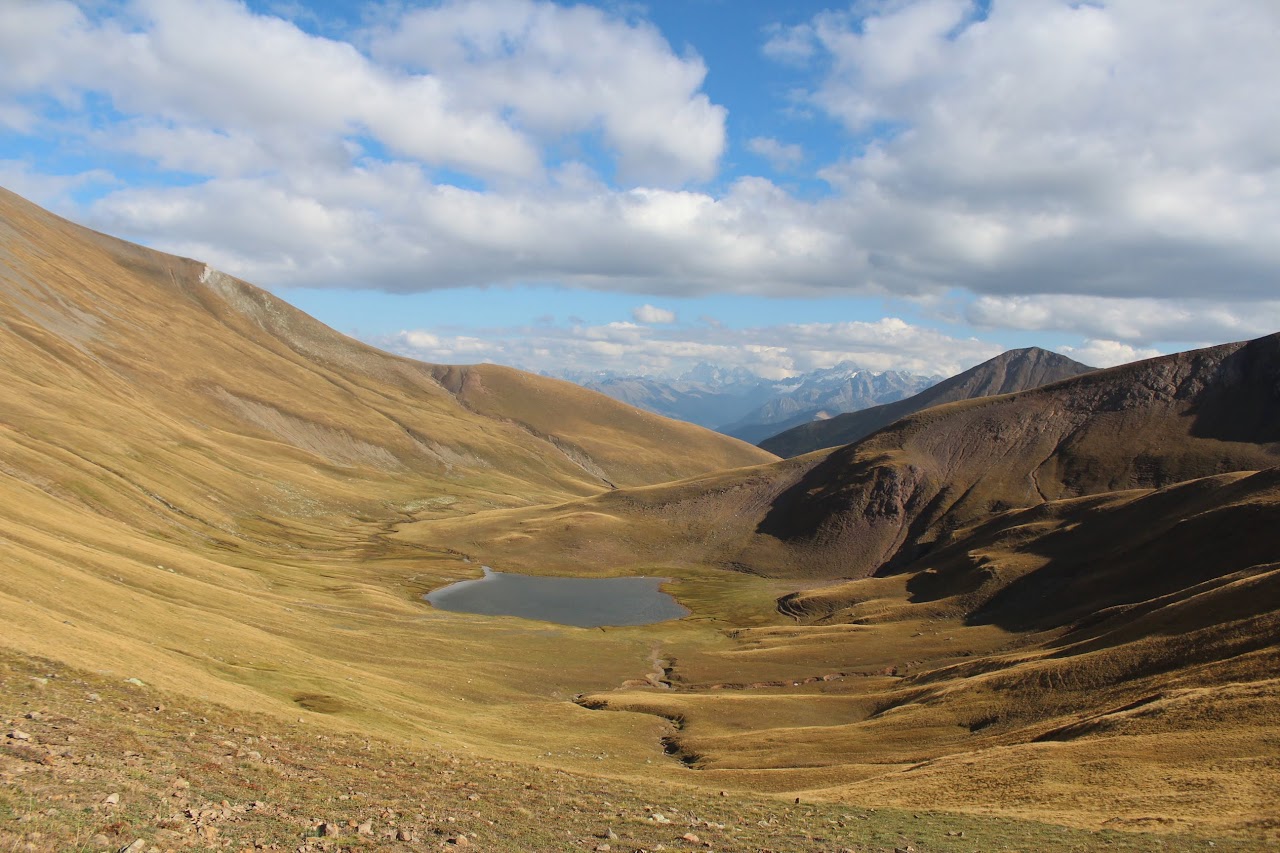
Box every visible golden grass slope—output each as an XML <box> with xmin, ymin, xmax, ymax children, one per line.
<box><xmin>0</xmin><ymin>185</ymin><xmax>776</xmax><ymax>788</ymax></box>
<box><xmin>0</xmin><ymin>184</ymin><xmax>773</xmax><ymax>541</ymax></box>
<box><xmin>3</xmin><ymin>184</ymin><xmax>1279</xmax><ymax>844</ymax></box>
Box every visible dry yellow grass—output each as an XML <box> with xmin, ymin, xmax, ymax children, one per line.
<box><xmin>2</xmin><ymin>185</ymin><xmax>1278</xmax><ymax>848</ymax></box>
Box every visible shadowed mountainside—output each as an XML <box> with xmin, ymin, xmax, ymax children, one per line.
<box><xmin>575</xmin><ymin>467</ymin><xmax>1280</xmax><ymax>831</ymax></box>
<box><xmin>418</xmin><ymin>334</ymin><xmax>1280</xmax><ymax>580</ymax></box>
<box><xmin>760</xmin><ymin>347</ymin><xmax>1095</xmax><ymax>457</ymax></box>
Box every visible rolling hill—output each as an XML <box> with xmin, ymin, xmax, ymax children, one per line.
<box><xmin>760</xmin><ymin>346</ymin><xmax>1095</xmax><ymax>457</ymax></box>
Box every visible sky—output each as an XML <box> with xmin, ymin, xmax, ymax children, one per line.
<box><xmin>2</xmin><ymin>0</ymin><xmax>1278</xmax><ymax>380</ymax></box>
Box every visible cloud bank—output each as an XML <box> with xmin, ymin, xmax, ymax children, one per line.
<box><xmin>380</xmin><ymin>314</ymin><xmax>1001</xmax><ymax>379</ymax></box>
<box><xmin>2</xmin><ymin>0</ymin><xmax>1277</xmax><ymax>357</ymax></box>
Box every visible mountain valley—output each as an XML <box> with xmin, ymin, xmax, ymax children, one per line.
<box><xmin>2</xmin><ymin>187</ymin><xmax>1278</xmax><ymax>851</ymax></box>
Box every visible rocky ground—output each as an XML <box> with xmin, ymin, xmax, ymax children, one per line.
<box><xmin>1</xmin><ymin>650</ymin><xmax>1259</xmax><ymax>853</ymax></box>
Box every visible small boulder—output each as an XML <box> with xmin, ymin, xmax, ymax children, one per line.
<box><xmin>103</xmin><ymin>793</ymin><xmax>120</xmax><ymax>806</ymax></box>
<box><xmin>356</xmin><ymin>821</ymin><xmax>373</xmax><ymax>836</ymax></box>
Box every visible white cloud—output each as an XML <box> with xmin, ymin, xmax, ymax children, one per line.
<box><xmin>84</xmin><ymin>169</ymin><xmax>868</xmax><ymax>294</ymax></box>
<box><xmin>1058</xmin><ymin>339</ymin><xmax>1163</xmax><ymax>369</ymax></box>
<box><xmin>3</xmin><ymin>0</ymin><xmax>1278</xmax><ymax>356</ymax></box>
<box><xmin>762</xmin><ymin>21</ymin><xmax>817</xmax><ymax>66</ymax></box>
<box><xmin>0</xmin><ymin>160</ymin><xmax>115</xmax><ymax>209</ymax></box>
<box><xmin>0</xmin><ymin>0</ymin><xmax>722</xmax><ymax>186</ymax></box>
<box><xmin>378</xmin><ymin>314</ymin><xmax>998</xmax><ymax>379</ymax></box>
<box><xmin>631</xmin><ymin>304</ymin><xmax>676</xmax><ymax>324</ymax></box>
<box><xmin>747</xmin><ymin>137</ymin><xmax>804</xmax><ymax>171</ymax></box>
<box><xmin>368</xmin><ymin>0</ymin><xmax>725</xmax><ymax>185</ymax></box>
<box><xmin>774</xmin><ymin>0</ymin><xmax>1280</xmax><ymax>304</ymax></box>
<box><xmin>966</xmin><ymin>294</ymin><xmax>1280</xmax><ymax>346</ymax></box>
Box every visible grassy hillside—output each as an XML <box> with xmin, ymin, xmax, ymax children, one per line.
<box><xmin>0</xmin><ymin>184</ymin><xmax>784</xmax><ymax>814</ymax></box>
<box><xmin>3</xmin><ymin>186</ymin><xmax>1277</xmax><ymax>847</ymax></box>
<box><xmin>761</xmin><ymin>347</ymin><xmax>1095</xmax><ymax>457</ymax></box>
<box><xmin>0</xmin><ymin>184</ymin><xmax>773</xmax><ymax>537</ymax></box>
<box><xmin>433</xmin><ymin>469</ymin><xmax>1280</xmax><ymax>838</ymax></box>
<box><xmin>589</xmin><ymin>470</ymin><xmax>1280</xmax><ymax>816</ymax></box>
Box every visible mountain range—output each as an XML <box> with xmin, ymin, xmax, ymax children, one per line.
<box><xmin>761</xmin><ymin>345</ymin><xmax>1096</xmax><ymax>456</ymax></box>
<box><xmin>561</xmin><ymin>362</ymin><xmax>940</xmax><ymax>442</ymax></box>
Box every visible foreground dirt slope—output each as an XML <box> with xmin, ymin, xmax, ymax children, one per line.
<box><xmin>6</xmin><ymin>650</ymin><xmax>1239</xmax><ymax>853</ymax></box>
<box><xmin>425</xmin><ymin>334</ymin><xmax>1280</xmax><ymax>580</ymax></box>
<box><xmin>760</xmin><ymin>347</ymin><xmax>1095</xmax><ymax>457</ymax></box>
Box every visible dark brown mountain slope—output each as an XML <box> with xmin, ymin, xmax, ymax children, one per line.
<box><xmin>577</xmin><ymin>468</ymin><xmax>1280</xmax><ymax>830</ymax></box>
<box><xmin>760</xmin><ymin>346</ymin><xmax>1095</xmax><ymax>457</ymax></box>
<box><xmin>420</xmin><ymin>335</ymin><xmax>1280</xmax><ymax>580</ymax></box>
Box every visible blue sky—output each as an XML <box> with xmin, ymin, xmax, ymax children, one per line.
<box><xmin>3</xmin><ymin>0</ymin><xmax>1278</xmax><ymax>378</ymax></box>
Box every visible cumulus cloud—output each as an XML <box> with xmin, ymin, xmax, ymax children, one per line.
<box><xmin>378</xmin><ymin>315</ymin><xmax>998</xmax><ymax>379</ymax></box>
<box><xmin>86</xmin><ymin>169</ymin><xmax>867</xmax><ymax>293</ymax></box>
<box><xmin>747</xmin><ymin>137</ymin><xmax>804</xmax><ymax>171</ymax></box>
<box><xmin>631</xmin><ymin>304</ymin><xmax>676</xmax><ymax>324</ymax></box>
<box><xmin>368</xmin><ymin>0</ymin><xmax>725</xmax><ymax>185</ymax></box>
<box><xmin>1058</xmin><ymin>339</ymin><xmax>1163</xmax><ymax>369</ymax></box>
<box><xmin>771</xmin><ymin>0</ymin><xmax>1280</xmax><ymax>306</ymax></box>
<box><xmin>0</xmin><ymin>0</ymin><xmax>721</xmax><ymax>185</ymax></box>
<box><xmin>966</xmin><ymin>294</ymin><xmax>1280</xmax><ymax>346</ymax></box>
<box><xmin>2</xmin><ymin>0</ymin><xmax>1277</xmax><ymax>352</ymax></box>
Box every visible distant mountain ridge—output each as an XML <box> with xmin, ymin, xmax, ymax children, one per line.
<box><xmin>451</xmin><ymin>333</ymin><xmax>1280</xmax><ymax>582</ymax></box>
<box><xmin>557</xmin><ymin>361</ymin><xmax>939</xmax><ymax>440</ymax></box>
<box><xmin>717</xmin><ymin>365</ymin><xmax>939</xmax><ymax>444</ymax></box>
<box><xmin>760</xmin><ymin>346</ymin><xmax>1095</xmax><ymax>457</ymax></box>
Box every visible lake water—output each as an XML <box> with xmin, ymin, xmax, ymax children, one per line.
<box><xmin>425</xmin><ymin>567</ymin><xmax>690</xmax><ymax>627</ymax></box>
